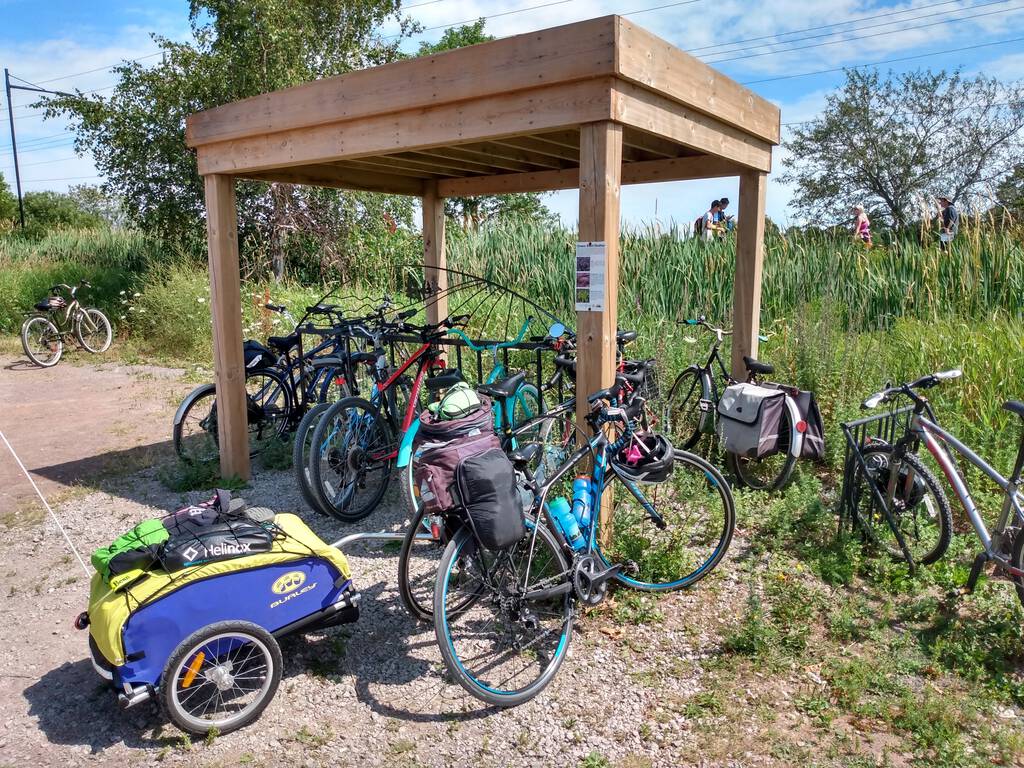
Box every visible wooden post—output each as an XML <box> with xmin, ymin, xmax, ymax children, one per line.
<box><xmin>205</xmin><ymin>174</ymin><xmax>250</xmax><ymax>481</ymax></box>
<box><xmin>577</xmin><ymin>121</ymin><xmax>622</xmax><ymax>546</ymax></box>
<box><xmin>422</xmin><ymin>180</ymin><xmax>448</xmax><ymax>325</ymax></box>
<box><xmin>731</xmin><ymin>170</ymin><xmax>768</xmax><ymax>378</ymax></box>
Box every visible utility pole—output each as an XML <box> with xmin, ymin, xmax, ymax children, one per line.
<box><xmin>4</xmin><ymin>68</ymin><xmax>25</xmax><ymax>228</ymax></box>
<box><xmin>3</xmin><ymin>70</ymin><xmax>74</xmax><ymax>228</ymax></box>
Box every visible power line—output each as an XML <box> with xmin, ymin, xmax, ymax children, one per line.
<box><xmin>687</xmin><ymin>0</ymin><xmax>968</xmax><ymax>55</ymax></box>
<box><xmin>741</xmin><ymin>35</ymin><xmax>1024</xmax><ymax>85</ymax></box>
<box><xmin>33</xmin><ymin>52</ymin><xmax>163</xmax><ymax>86</ymax></box>
<box><xmin>706</xmin><ymin>1</ymin><xmax>1024</xmax><ymax>65</ymax></box>
<box><xmin>21</xmin><ymin>174</ymin><xmax>99</xmax><ymax>183</ymax></box>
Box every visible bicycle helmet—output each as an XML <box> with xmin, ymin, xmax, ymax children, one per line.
<box><xmin>612</xmin><ymin>432</ymin><xmax>675</xmax><ymax>484</ymax></box>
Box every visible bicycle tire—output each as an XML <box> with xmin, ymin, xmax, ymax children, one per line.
<box><xmin>433</xmin><ymin>521</ymin><xmax>572</xmax><ymax>707</ymax></box>
<box><xmin>308</xmin><ymin>397</ymin><xmax>394</xmax><ymax>522</ymax></box>
<box><xmin>849</xmin><ymin>444</ymin><xmax>952</xmax><ymax>565</ymax></box>
<box><xmin>75</xmin><ymin>307</ymin><xmax>112</xmax><ymax>353</ymax></box>
<box><xmin>664</xmin><ymin>367</ymin><xmax>709</xmax><ymax>451</ymax></box>
<box><xmin>292</xmin><ymin>401</ymin><xmax>334</xmax><ymax>513</ymax></box>
<box><xmin>598</xmin><ymin>450</ymin><xmax>735</xmax><ymax>591</ymax></box>
<box><xmin>725</xmin><ymin>406</ymin><xmax>798</xmax><ymax>492</ymax></box>
<box><xmin>21</xmin><ymin>316</ymin><xmax>63</xmax><ymax>367</ymax></box>
<box><xmin>244</xmin><ymin>368</ymin><xmax>293</xmax><ymax>457</ymax></box>
<box><xmin>1007</xmin><ymin>526</ymin><xmax>1024</xmax><ymax>608</ymax></box>
<box><xmin>173</xmin><ymin>384</ymin><xmax>219</xmax><ymax>464</ymax></box>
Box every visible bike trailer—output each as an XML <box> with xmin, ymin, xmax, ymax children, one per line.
<box><xmin>717</xmin><ymin>382</ymin><xmax>786</xmax><ymax>458</ymax></box>
<box><xmin>80</xmin><ymin>512</ymin><xmax>358</xmax><ymax>732</ymax></box>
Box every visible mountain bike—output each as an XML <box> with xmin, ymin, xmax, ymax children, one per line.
<box><xmin>432</xmin><ymin>382</ymin><xmax>735</xmax><ymax>706</ymax></box>
<box><xmin>21</xmin><ymin>281</ymin><xmax>112</xmax><ymax>367</ymax></box>
<box><xmin>848</xmin><ymin>370</ymin><xmax>988</xmax><ymax>569</ymax></box>
<box><xmin>663</xmin><ymin>317</ymin><xmax>803</xmax><ymax>491</ymax></box>
<box><xmin>173</xmin><ymin>303</ymin><xmax>356</xmax><ymax>464</ymax></box>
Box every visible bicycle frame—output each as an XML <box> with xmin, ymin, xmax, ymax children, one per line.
<box><xmin>911</xmin><ymin>411</ymin><xmax>1024</xmax><ymax>570</ymax></box>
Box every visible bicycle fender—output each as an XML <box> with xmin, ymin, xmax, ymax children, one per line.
<box><xmin>174</xmin><ymin>383</ymin><xmax>217</xmax><ymax>427</ymax></box>
<box><xmin>783</xmin><ymin>394</ymin><xmax>805</xmax><ymax>458</ymax></box>
<box><xmin>396</xmin><ymin>418</ymin><xmax>421</xmax><ymax>468</ymax></box>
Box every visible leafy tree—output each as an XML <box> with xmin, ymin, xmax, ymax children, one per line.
<box><xmin>68</xmin><ymin>184</ymin><xmax>126</xmax><ymax>228</ymax></box>
<box><xmin>0</xmin><ymin>172</ymin><xmax>17</xmax><ymax>224</ymax></box>
<box><xmin>415</xmin><ymin>21</ymin><xmax>555</xmax><ymax>230</ymax></box>
<box><xmin>41</xmin><ymin>0</ymin><xmax>418</xmax><ymax>278</ymax></box>
<box><xmin>782</xmin><ymin>69</ymin><xmax>1024</xmax><ymax>227</ymax></box>
<box><xmin>22</xmin><ymin>191</ymin><xmax>106</xmax><ymax>231</ymax></box>
<box><xmin>995</xmin><ymin>163</ymin><xmax>1024</xmax><ymax>217</ymax></box>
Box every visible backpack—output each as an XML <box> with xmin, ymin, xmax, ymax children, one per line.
<box><xmin>415</xmin><ymin>431</ymin><xmax>501</xmax><ymax>513</ymax></box>
<box><xmin>717</xmin><ymin>383</ymin><xmax>786</xmax><ymax>458</ymax></box>
<box><xmin>694</xmin><ymin>215</ymin><xmax>705</xmax><ymax>237</ymax></box>
<box><xmin>455</xmin><ymin>448</ymin><xmax>527</xmax><ymax>551</ymax></box>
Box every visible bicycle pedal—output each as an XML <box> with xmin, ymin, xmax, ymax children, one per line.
<box><xmin>623</xmin><ymin>560</ymin><xmax>640</xmax><ymax>576</ymax></box>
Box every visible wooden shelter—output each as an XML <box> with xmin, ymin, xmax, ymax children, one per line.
<box><xmin>185</xmin><ymin>14</ymin><xmax>780</xmax><ymax>483</ymax></box>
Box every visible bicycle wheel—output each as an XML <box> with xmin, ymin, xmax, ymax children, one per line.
<box><xmin>245</xmin><ymin>369</ymin><xmax>292</xmax><ymax>457</ymax></box>
<box><xmin>309</xmin><ymin>397</ymin><xmax>394</xmax><ymax>522</ymax></box>
<box><xmin>21</xmin><ymin>316</ymin><xmax>63</xmax><ymax>367</ymax></box>
<box><xmin>292</xmin><ymin>402</ymin><xmax>334</xmax><ymax>513</ymax></box>
<box><xmin>599</xmin><ymin>450</ymin><xmax>735</xmax><ymax>590</ymax></box>
<box><xmin>664</xmin><ymin>367</ymin><xmax>709</xmax><ymax>451</ymax></box>
<box><xmin>75</xmin><ymin>308</ymin><xmax>112</xmax><ymax>353</ymax></box>
<box><xmin>434</xmin><ymin>520</ymin><xmax>572</xmax><ymax>707</ymax></box>
<box><xmin>849</xmin><ymin>445</ymin><xmax>952</xmax><ymax>565</ymax></box>
<box><xmin>174</xmin><ymin>385</ymin><xmax>219</xmax><ymax>463</ymax></box>
<box><xmin>1006</xmin><ymin>527</ymin><xmax>1024</xmax><ymax>609</ymax></box>
<box><xmin>726</xmin><ymin>407</ymin><xmax>798</xmax><ymax>491</ymax></box>
<box><xmin>160</xmin><ymin>620</ymin><xmax>281</xmax><ymax>735</ymax></box>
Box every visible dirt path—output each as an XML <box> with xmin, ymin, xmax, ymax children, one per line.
<box><xmin>0</xmin><ymin>354</ymin><xmax>193</xmax><ymax>523</ymax></box>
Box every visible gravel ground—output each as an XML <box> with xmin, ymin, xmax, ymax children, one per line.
<box><xmin>0</xmin><ymin>462</ymin><xmax>752</xmax><ymax>768</ymax></box>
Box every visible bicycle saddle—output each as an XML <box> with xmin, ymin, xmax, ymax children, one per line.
<box><xmin>743</xmin><ymin>356</ymin><xmax>774</xmax><ymax>376</ymax></box>
<box><xmin>617</xmin><ymin>329</ymin><xmax>638</xmax><ymax>344</ymax></box>
<box><xmin>477</xmin><ymin>370</ymin><xmax>527</xmax><ymax>400</ymax></box>
<box><xmin>508</xmin><ymin>443</ymin><xmax>541</xmax><ymax>466</ymax></box>
<box><xmin>1004</xmin><ymin>400</ymin><xmax>1024</xmax><ymax>420</ymax></box>
<box><xmin>267</xmin><ymin>333</ymin><xmax>300</xmax><ymax>352</ymax></box>
<box><xmin>425</xmin><ymin>368</ymin><xmax>465</xmax><ymax>391</ymax></box>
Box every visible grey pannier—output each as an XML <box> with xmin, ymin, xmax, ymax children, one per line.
<box><xmin>717</xmin><ymin>383</ymin><xmax>786</xmax><ymax>458</ymax></box>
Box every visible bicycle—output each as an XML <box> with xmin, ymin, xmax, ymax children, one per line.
<box><xmin>432</xmin><ymin>380</ymin><xmax>735</xmax><ymax>706</ymax></box>
<box><xmin>21</xmin><ymin>281</ymin><xmax>112</xmax><ymax>367</ymax></box>
<box><xmin>846</xmin><ymin>370</ymin><xmax>968</xmax><ymax>568</ymax></box>
<box><xmin>173</xmin><ymin>302</ymin><xmax>356</xmax><ymax>464</ymax></box>
<box><xmin>663</xmin><ymin>317</ymin><xmax>803</xmax><ymax>491</ymax></box>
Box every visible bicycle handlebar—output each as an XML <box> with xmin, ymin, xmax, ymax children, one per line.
<box><xmin>861</xmin><ymin>369</ymin><xmax>963</xmax><ymax>409</ymax></box>
<box><xmin>448</xmin><ymin>316</ymin><xmax>532</xmax><ymax>353</ymax></box>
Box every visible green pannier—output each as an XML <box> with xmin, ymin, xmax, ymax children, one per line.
<box><xmin>91</xmin><ymin>518</ymin><xmax>169</xmax><ymax>583</ymax></box>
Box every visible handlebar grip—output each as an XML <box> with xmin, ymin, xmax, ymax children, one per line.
<box><xmin>399</xmin><ymin>309</ymin><xmax>417</xmax><ymax>320</ymax></box>
<box><xmin>80</xmin><ymin>280</ymin><xmax>92</xmax><ymax>288</ymax></box>
<box><xmin>265</xmin><ymin>303</ymin><xmax>286</xmax><ymax>312</ymax></box>
<box><xmin>444</xmin><ymin>314</ymin><xmax>471</xmax><ymax>328</ymax></box>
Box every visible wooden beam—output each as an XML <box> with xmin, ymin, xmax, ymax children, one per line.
<box><xmin>342</xmin><ymin>156</ymin><xmax>455</xmax><ymax>178</ymax></box>
<box><xmin>416</xmin><ymin>145</ymin><xmax>543</xmax><ymax>174</ymax></box>
<box><xmin>423</xmin><ymin>180</ymin><xmax>447</xmax><ymax>326</ymax></box>
<box><xmin>494</xmin><ymin>136</ymin><xmax>580</xmax><ymax>164</ymax></box>
<box><xmin>196</xmin><ymin>79</ymin><xmax>614</xmax><ymax>176</ymax></box>
<box><xmin>453</xmin><ymin>141</ymin><xmax>565</xmax><ymax>171</ymax></box>
<box><xmin>616</xmin><ymin>17</ymin><xmax>781</xmax><ymax>145</ymax></box>
<box><xmin>622</xmin><ymin>128</ymin><xmax>684</xmax><ymax>159</ymax></box>
<box><xmin>731</xmin><ymin>170</ymin><xmax>768</xmax><ymax>378</ymax></box>
<box><xmin>613</xmin><ymin>81</ymin><xmax>773</xmax><ymax>172</ymax></box>
<box><xmin>403</xmin><ymin>150</ymin><xmax>504</xmax><ymax>175</ymax></box>
<box><xmin>204</xmin><ymin>174</ymin><xmax>250</xmax><ymax>481</ymax></box>
<box><xmin>576</xmin><ymin>121</ymin><xmax>622</xmax><ymax>548</ymax></box>
<box><xmin>187</xmin><ymin>16</ymin><xmax>617</xmax><ymax>147</ymax></box>
<box><xmin>239</xmin><ymin>164</ymin><xmax>425</xmax><ymax>195</ymax></box>
<box><xmin>437</xmin><ymin>154</ymin><xmax>741</xmax><ymax>197</ymax></box>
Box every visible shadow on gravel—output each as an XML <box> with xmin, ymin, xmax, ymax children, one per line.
<box><xmin>3</xmin><ymin>359</ymin><xmax>38</xmax><ymax>371</ymax></box>
<box><xmin>31</xmin><ymin>441</ymin><xmax>176</xmax><ymax>503</ymax></box>
<box><xmin>23</xmin><ymin>659</ymin><xmax>176</xmax><ymax>753</ymax></box>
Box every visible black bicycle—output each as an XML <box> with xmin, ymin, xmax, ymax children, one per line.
<box><xmin>172</xmin><ymin>302</ymin><xmax>359</xmax><ymax>464</ymax></box>
<box><xmin>663</xmin><ymin>317</ymin><xmax>799</xmax><ymax>491</ymax></box>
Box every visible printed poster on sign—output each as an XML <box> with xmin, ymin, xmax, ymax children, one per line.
<box><xmin>575</xmin><ymin>241</ymin><xmax>605</xmax><ymax>311</ymax></box>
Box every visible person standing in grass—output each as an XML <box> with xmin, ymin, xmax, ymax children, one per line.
<box><xmin>852</xmin><ymin>204</ymin><xmax>872</xmax><ymax>247</ymax></box>
<box><xmin>936</xmin><ymin>194</ymin><xmax>959</xmax><ymax>250</ymax></box>
<box><xmin>700</xmin><ymin>200</ymin><xmax>722</xmax><ymax>241</ymax></box>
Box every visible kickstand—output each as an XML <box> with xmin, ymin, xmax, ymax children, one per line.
<box><xmin>949</xmin><ymin>552</ymin><xmax>989</xmax><ymax>601</ymax></box>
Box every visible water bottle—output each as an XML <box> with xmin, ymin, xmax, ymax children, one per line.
<box><xmin>548</xmin><ymin>496</ymin><xmax>585</xmax><ymax>551</ymax></box>
<box><xmin>571</xmin><ymin>477</ymin><xmax>592</xmax><ymax>531</ymax></box>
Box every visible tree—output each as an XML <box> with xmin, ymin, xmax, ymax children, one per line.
<box><xmin>22</xmin><ymin>191</ymin><xmax>106</xmax><ymax>231</ymax></box>
<box><xmin>782</xmin><ymin>69</ymin><xmax>1024</xmax><ymax>227</ymax></box>
<box><xmin>68</xmin><ymin>184</ymin><xmax>126</xmax><ymax>228</ymax></box>
<box><xmin>415</xmin><ymin>21</ymin><xmax>555</xmax><ymax>230</ymax></box>
<box><xmin>995</xmin><ymin>163</ymin><xmax>1024</xmax><ymax>217</ymax></box>
<box><xmin>0</xmin><ymin>172</ymin><xmax>17</xmax><ymax>224</ymax></box>
<box><xmin>41</xmin><ymin>0</ymin><xmax>419</xmax><ymax>278</ymax></box>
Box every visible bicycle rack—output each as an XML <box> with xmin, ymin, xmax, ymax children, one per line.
<box><xmin>331</xmin><ymin>530</ymin><xmax>432</xmax><ymax>550</ymax></box>
<box><xmin>838</xmin><ymin>404</ymin><xmax>920</xmax><ymax>572</ymax></box>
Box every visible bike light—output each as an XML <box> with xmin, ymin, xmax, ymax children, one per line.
<box><xmin>334</xmin><ymin>376</ymin><xmax>346</xmax><ymax>387</ymax></box>
<box><xmin>796</xmin><ymin>420</ymin><xmax>807</xmax><ymax>434</ymax></box>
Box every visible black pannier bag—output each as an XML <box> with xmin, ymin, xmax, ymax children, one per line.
<box><xmin>792</xmin><ymin>388</ymin><xmax>826</xmax><ymax>461</ymax></box>
<box><xmin>717</xmin><ymin>382</ymin><xmax>786</xmax><ymax>458</ymax></box>
<box><xmin>456</xmin><ymin>448</ymin><xmax>526</xmax><ymax>550</ymax></box>
<box><xmin>243</xmin><ymin>339</ymin><xmax>277</xmax><ymax>371</ymax></box>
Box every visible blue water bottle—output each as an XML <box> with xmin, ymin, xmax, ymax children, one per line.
<box><xmin>548</xmin><ymin>496</ymin><xmax>585</xmax><ymax>551</ymax></box>
<box><xmin>571</xmin><ymin>477</ymin><xmax>592</xmax><ymax>531</ymax></box>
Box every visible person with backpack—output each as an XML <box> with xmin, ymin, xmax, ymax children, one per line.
<box><xmin>695</xmin><ymin>200</ymin><xmax>721</xmax><ymax>240</ymax></box>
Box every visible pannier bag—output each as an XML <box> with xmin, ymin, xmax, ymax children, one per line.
<box><xmin>418</xmin><ymin>393</ymin><xmax>492</xmax><ymax>441</ymax></box>
<box><xmin>792</xmin><ymin>388</ymin><xmax>826</xmax><ymax>461</ymax></box>
<box><xmin>456</xmin><ymin>448</ymin><xmax>527</xmax><ymax>550</ymax></box>
<box><xmin>717</xmin><ymin>382</ymin><xmax>786</xmax><ymax>458</ymax></box>
<box><xmin>243</xmin><ymin>339</ymin><xmax>277</xmax><ymax>370</ymax></box>
<box><xmin>415</xmin><ymin>430</ymin><xmax>501</xmax><ymax>513</ymax></box>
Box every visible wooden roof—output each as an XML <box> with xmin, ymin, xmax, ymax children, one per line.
<box><xmin>185</xmin><ymin>15</ymin><xmax>780</xmax><ymax>197</ymax></box>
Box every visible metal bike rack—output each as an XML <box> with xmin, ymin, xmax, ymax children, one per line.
<box><xmin>838</xmin><ymin>404</ymin><xmax>919</xmax><ymax>571</ymax></box>
<box><xmin>331</xmin><ymin>530</ymin><xmax>433</xmax><ymax>550</ymax></box>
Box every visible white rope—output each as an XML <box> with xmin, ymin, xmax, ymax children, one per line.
<box><xmin>0</xmin><ymin>429</ymin><xmax>92</xmax><ymax>579</ymax></box>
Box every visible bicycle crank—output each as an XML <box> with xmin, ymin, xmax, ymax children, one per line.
<box><xmin>572</xmin><ymin>555</ymin><xmax>622</xmax><ymax>606</ymax></box>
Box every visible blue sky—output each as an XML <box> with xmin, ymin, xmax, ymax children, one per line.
<box><xmin>2</xmin><ymin>0</ymin><xmax>1023</xmax><ymax>227</ymax></box>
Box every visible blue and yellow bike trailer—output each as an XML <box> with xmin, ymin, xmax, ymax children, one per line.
<box><xmin>82</xmin><ymin>513</ymin><xmax>358</xmax><ymax>734</ymax></box>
